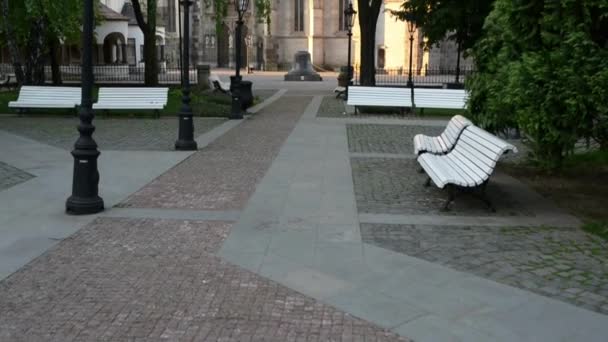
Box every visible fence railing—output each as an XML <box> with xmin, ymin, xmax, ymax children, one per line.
<box><xmin>353</xmin><ymin>67</ymin><xmax>476</xmax><ymax>87</ymax></box>
<box><xmin>1</xmin><ymin>64</ymin><xmax>198</xmax><ymax>85</ymax></box>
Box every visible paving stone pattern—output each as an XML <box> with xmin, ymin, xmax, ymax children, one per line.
<box><xmin>0</xmin><ymin>217</ymin><xmax>409</xmax><ymax>342</ymax></box>
<box><xmin>0</xmin><ymin>117</ymin><xmax>225</xmax><ymax>151</ymax></box>
<box><xmin>0</xmin><ymin>161</ymin><xmax>34</xmax><ymax>191</ymax></box>
<box><xmin>347</xmin><ymin>124</ymin><xmax>442</xmax><ymax>154</ymax></box>
<box><xmin>121</xmin><ymin>96</ymin><xmax>311</xmax><ymax>210</ymax></box>
<box><xmin>351</xmin><ymin>157</ymin><xmax>532</xmax><ymax>216</ymax></box>
<box><xmin>361</xmin><ymin>223</ymin><xmax>608</xmax><ymax>315</ymax></box>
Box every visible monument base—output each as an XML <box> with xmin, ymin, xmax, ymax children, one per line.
<box><xmin>284</xmin><ymin>73</ymin><xmax>323</xmax><ymax>81</ymax></box>
<box><xmin>283</xmin><ymin>51</ymin><xmax>323</xmax><ymax>82</ymax></box>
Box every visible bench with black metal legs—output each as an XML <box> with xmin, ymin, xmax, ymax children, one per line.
<box><xmin>208</xmin><ymin>74</ymin><xmax>231</xmax><ymax>94</ymax></box>
<box><xmin>346</xmin><ymin>86</ymin><xmax>412</xmax><ymax>114</ymax></box>
<box><xmin>93</xmin><ymin>87</ymin><xmax>168</xmax><ymax>118</ymax></box>
<box><xmin>8</xmin><ymin>86</ymin><xmax>81</xmax><ymax>111</ymax></box>
<box><xmin>417</xmin><ymin>125</ymin><xmax>518</xmax><ymax>211</ymax></box>
<box><xmin>413</xmin><ymin>115</ymin><xmax>472</xmax><ymax>156</ymax></box>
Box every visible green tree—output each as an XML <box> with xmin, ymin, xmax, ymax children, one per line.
<box><xmin>391</xmin><ymin>0</ymin><xmax>494</xmax><ymax>82</ymax></box>
<box><xmin>467</xmin><ymin>0</ymin><xmax>608</xmax><ymax>169</ymax></box>
<box><xmin>0</xmin><ymin>0</ymin><xmax>82</xmax><ymax>85</ymax></box>
<box><xmin>132</xmin><ymin>0</ymin><xmax>159</xmax><ymax>86</ymax></box>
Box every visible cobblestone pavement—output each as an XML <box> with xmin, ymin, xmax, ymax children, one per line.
<box><xmin>0</xmin><ymin>117</ymin><xmax>225</xmax><ymax>151</ymax></box>
<box><xmin>361</xmin><ymin>223</ymin><xmax>608</xmax><ymax>315</ymax></box>
<box><xmin>347</xmin><ymin>124</ymin><xmax>442</xmax><ymax>154</ymax></box>
<box><xmin>120</xmin><ymin>96</ymin><xmax>311</xmax><ymax>210</ymax></box>
<box><xmin>351</xmin><ymin>157</ymin><xmax>532</xmax><ymax>216</ymax></box>
<box><xmin>0</xmin><ymin>217</ymin><xmax>408</xmax><ymax>342</ymax></box>
<box><xmin>0</xmin><ymin>161</ymin><xmax>35</xmax><ymax>191</ymax></box>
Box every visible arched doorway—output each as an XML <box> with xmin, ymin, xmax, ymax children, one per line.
<box><xmin>103</xmin><ymin>32</ymin><xmax>127</xmax><ymax>64</ymax></box>
<box><xmin>217</xmin><ymin>23</ymin><xmax>230</xmax><ymax>67</ymax></box>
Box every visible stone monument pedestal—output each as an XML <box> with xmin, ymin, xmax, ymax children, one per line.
<box><xmin>284</xmin><ymin>51</ymin><xmax>322</xmax><ymax>81</ymax></box>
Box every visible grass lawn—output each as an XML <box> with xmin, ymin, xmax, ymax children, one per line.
<box><xmin>502</xmin><ymin>150</ymin><xmax>608</xmax><ymax>240</ymax></box>
<box><xmin>0</xmin><ymin>87</ymin><xmax>232</xmax><ymax>118</ymax></box>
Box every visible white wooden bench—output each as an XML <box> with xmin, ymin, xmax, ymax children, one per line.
<box><xmin>413</xmin><ymin>88</ymin><xmax>468</xmax><ymax>115</ymax></box>
<box><xmin>346</xmin><ymin>86</ymin><xmax>412</xmax><ymax>114</ymax></box>
<box><xmin>9</xmin><ymin>86</ymin><xmax>81</xmax><ymax>110</ymax></box>
<box><xmin>93</xmin><ymin>87</ymin><xmax>168</xmax><ymax>118</ymax></box>
<box><xmin>413</xmin><ymin>115</ymin><xmax>472</xmax><ymax>155</ymax></box>
<box><xmin>208</xmin><ymin>74</ymin><xmax>231</xmax><ymax>94</ymax></box>
<box><xmin>417</xmin><ymin>125</ymin><xmax>518</xmax><ymax>211</ymax></box>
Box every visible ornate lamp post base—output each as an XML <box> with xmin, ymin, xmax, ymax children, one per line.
<box><xmin>229</xmin><ymin>75</ymin><xmax>244</xmax><ymax>120</ymax></box>
<box><xmin>66</xmin><ymin>195</ymin><xmax>104</xmax><ymax>215</ymax></box>
<box><xmin>175</xmin><ymin>115</ymin><xmax>198</xmax><ymax>150</ymax></box>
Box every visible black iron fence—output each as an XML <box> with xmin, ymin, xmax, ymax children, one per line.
<box><xmin>353</xmin><ymin>67</ymin><xmax>476</xmax><ymax>87</ymax></box>
<box><xmin>0</xmin><ymin>64</ymin><xmax>198</xmax><ymax>85</ymax></box>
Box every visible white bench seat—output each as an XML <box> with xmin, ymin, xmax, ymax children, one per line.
<box><xmin>93</xmin><ymin>87</ymin><xmax>168</xmax><ymax>117</ymax></box>
<box><xmin>346</xmin><ymin>86</ymin><xmax>411</xmax><ymax>112</ymax></box>
<box><xmin>208</xmin><ymin>74</ymin><xmax>231</xmax><ymax>93</ymax></box>
<box><xmin>9</xmin><ymin>86</ymin><xmax>81</xmax><ymax>109</ymax></box>
<box><xmin>414</xmin><ymin>88</ymin><xmax>469</xmax><ymax>110</ymax></box>
<box><xmin>413</xmin><ymin>115</ymin><xmax>472</xmax><ymax>155</ymax></box>
<box><xmin>417</xmin><ymin>125</ymin><xmax>517</xmax><ymax>211</ymax></box>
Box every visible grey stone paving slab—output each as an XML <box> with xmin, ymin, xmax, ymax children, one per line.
<box><xmin>347</xmin><ymin>124</ymin><xmax>443</xmax><ymax>154</ymax></box>
<box><xmin>361</xmin><ymin>223</ymin><xmax>608</xmax><ymax>315</ymax></box>
<box><xmin>0</xmin><ymin>131</ymin><xmax>194</xmax><ymax>281</ymax></box>
<box><xmin>221</xmin><ymin>94</ymin><xmax>608</xmax><ymax>341</ymax></box>
<box><xmin>0</xmin><ymin>217</ymin><xmax>408</xmax><ymax>341</ymax></box>
<box><xmin>352</xmin><ymin>157</ymin><xmax>532</xmax><ymax>216</ymax></box>
<box><xmin>0</xmin><ymin>116</ymin><xmax>225</xmax><ymax>151</ymax></box>
<box><xmin>0</xmin><ymin>161</ymin><xmax>34</xmax><ymax>191</ymax></box>
<box><xmin>121</xmin><ymin>95</ymin><xmax>311</xmax><ymax>210</ymax></box>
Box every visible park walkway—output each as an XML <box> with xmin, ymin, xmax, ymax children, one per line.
<box><xmin>0</xmin><ymin>88</ymin><xmax>607</xmax><ymax>341</ymax></box>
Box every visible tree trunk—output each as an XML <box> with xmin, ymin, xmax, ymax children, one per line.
<box><xmin>132</xmin><ymin>0</ymin><xmax>158</xmax><ymax>86</ymax></box>
<box><xmin>143</xmin><ymin>28</ymin><xmax>159</xmax><ymax>85</ymax></box>
<box><xmin>24</xmin><ymin>19</ymin><xmax>47</xmax><ymax>85</ymax></box>
<box><xmin>359</xmin><ymin>21</ymin><xmax>377</xmax><ymax>86</ymax></box>
<box><xmin>455</xmin><ymin>40</ymin><xmax>461</xmax><ymax>83</ymax></box>
<box><xmin>357</xmin><ymin>0</ymin><xmax>382</xmax><ymax>87</ymax></box>
<box><xmin>49</xmin><ymin>35</ymin><xmax>62</xmax><ymax>85</ymax></box>
<box><xmin>0</xmin><ymin>0</ymin><xmax>25</xmax><ymax>85</ymax></box>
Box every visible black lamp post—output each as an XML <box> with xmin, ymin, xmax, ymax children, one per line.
<box><xmin>344</xmin><ymin>2</ymin><xmax>357</xmax><ymax>100</ymax></box>
<box><xmin>66</xmin><ymin>0</ymin><xmax>104</xmax><ymax>215</ymax></box>
<box><xmin>406</xmin><ymin>16</ymin><xmax>417</xmax><ymax>88</ymax></box>
<box><xmin>229</xmin><ymin>0</ymin><xmax>250</xmax><ymax>120</ymax></box>
<box><xmin>175</xmin><ymin>0</ymin><xmax>198</xmax><ymax>150</ymax></box>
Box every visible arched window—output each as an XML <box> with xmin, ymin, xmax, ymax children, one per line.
<box><xmin>294</xmin><ymin>0</ymin><xmax>304</xmax><ymax>32</ymax></box>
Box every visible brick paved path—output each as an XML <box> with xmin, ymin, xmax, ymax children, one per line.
<box><xmin>121</xmin><ymin>96</ymin><xmax>311</xmax><ymax>210</ymax></box>
<box><xmin>0</xmin><ymin>94</ymin><xmax>410</xmax><ymax>341</ymax></box>
<box><xmin>0</xmin><ymin>218</ymin><xmax>405</xmax><ymax>341</ymax></box>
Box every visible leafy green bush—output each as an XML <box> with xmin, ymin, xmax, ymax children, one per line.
<box><xmin>467</xmin><ymin>0</ymin><xmax>608</xmax><ymax>169</ymax></box>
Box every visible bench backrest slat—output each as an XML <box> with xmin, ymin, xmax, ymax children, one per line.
<box><xmin>451</xmin><ymin>126</ymin><xmax>517</xmax><ymax>177</ymax></box>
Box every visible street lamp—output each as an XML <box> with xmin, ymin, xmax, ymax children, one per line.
<box><xmin>406</xmin><ymin>13</ymin><xmax>417</xmax><ymax>115</ymax></box>
<box><xmin>406</xmin><ymin>15</ymin><xmax>416</xmax><ymax>88</ymax></box>
<box><xmin>229</xmin><ymin>0</ymin><xmax>250</xmax><ymax>120</ymax></box>
<box><xmin>66</xmin><ymin>0</ymin><xmax>104</xmax><ymax>215</ymax></box>
<box><xmin>175</xmin><ymin>0</ymin><xmax>198</xmax><ymax>151</ymax></box>
<box><xmin>344</xmin><ymin>1</ymin><xmax>357</xmax><ymax>100</ymax></box>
